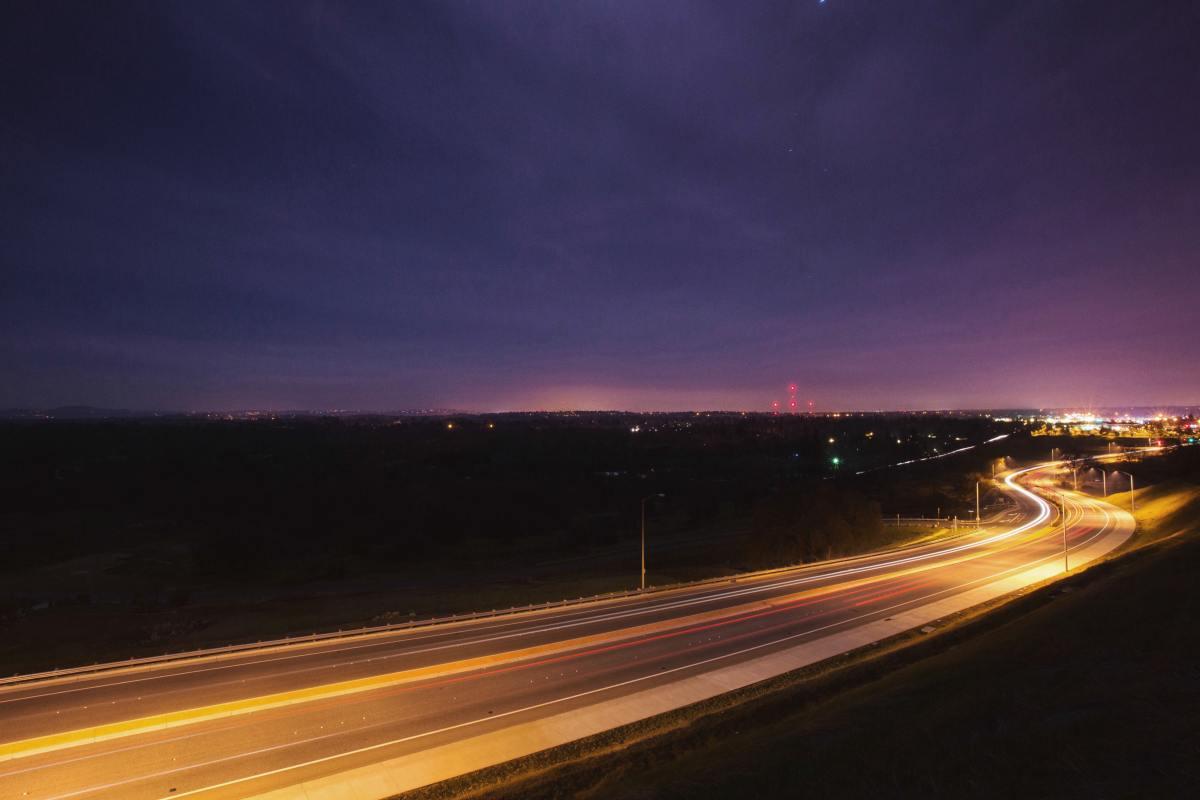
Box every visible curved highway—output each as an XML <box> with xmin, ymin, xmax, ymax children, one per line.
<box><xmin>0</xmin><ymin>460</ymin><xmax>1135</xmax><ymax>800</ymax></box>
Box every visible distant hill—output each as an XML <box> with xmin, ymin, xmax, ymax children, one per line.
<box><xmin>0</xmin><ymin>406</ymin><xmax>169</xmax><ymax>420</ymax></box>
<box><xmin>0</xmin><ymin>406</ymin><xmax>475</xmax><ymax>421</ymax></box>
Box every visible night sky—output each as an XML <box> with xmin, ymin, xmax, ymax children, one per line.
<box><xmin>3</xmin><ymin>1</ymin><xmax>1197</xmax><ymax>412</ymax></box>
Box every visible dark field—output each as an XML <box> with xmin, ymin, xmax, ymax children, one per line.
<box><xmin>0</xmin><ymin>412</ymin><xmax>1128</xmax><ymax>675</ymax></box>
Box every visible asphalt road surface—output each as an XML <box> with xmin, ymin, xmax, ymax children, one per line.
<box><xmin>0</xmin><ymin>461</ymin><xmax>1135</xmax><ymax>800</ymax></box>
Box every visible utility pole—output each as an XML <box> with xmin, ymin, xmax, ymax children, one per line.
<box><xmin>1060</xmin><ymin>496</ymin><xmax>1070</xmax><ymax>573</ymax></box>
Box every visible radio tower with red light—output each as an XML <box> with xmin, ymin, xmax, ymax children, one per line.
<box><xmin>788</xmin><ymin>383</ymin><xmax>799</xmax><ymax>414</ymax></box>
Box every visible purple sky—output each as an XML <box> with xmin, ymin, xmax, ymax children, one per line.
<box><xmin>3</xmin><ymin>1</ymin><xmax>1198</xmax><ymax>412</ymax></box>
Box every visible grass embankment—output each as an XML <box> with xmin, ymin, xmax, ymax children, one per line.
<box><xmin>1109</xmin><ymin>482</ymin><xmax>1200</xmax><ymax>548</ymax></box>
<box><xmin>887</xmin><ymin>523</ymin><xmax>956</xmax><ymax>546</ymax></box>
<box><xmin>412</xmin><ymin>480</ymin><xmax>1200</xmax><ymax>799</ymax></box>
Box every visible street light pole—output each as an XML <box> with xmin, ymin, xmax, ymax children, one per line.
<box><xmin>976</xmin><ymin>480</ymin><xmax>981</xmax><ymax>526</ymax></box>
<box><xmin>640</xmin><ymin>493</ymin><xmax>665</xmax><ymax>591</ymax></box>
<box><xmin>1101</xmin><ymin>469</ymin><xmax>1107</xmax><ymax>497</ymax></box>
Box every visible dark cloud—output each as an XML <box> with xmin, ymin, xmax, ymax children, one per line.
<box><xmin>2</xmin><ymin>0</ymin><xmax>1197</xmax><ymax>410</ymax></box>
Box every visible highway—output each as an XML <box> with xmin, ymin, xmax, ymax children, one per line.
<box><xmin>0</xmin><ymin>460</ymin><xmax>1135</xmax><ymax>800</ymax></box>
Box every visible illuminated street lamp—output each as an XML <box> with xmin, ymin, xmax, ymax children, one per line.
<box><xmin>640</xmin><ymin>493</ymin><xmax>666</xmax><ymax>591</ymax></box>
